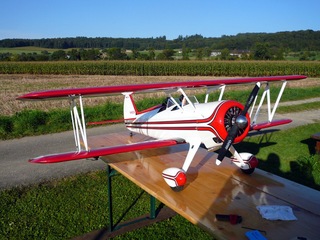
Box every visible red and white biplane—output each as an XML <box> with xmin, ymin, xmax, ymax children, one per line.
<box><xmin>17</xmin><ymin>75</ymin><xmax>306</xmax><ymax>191</ymax></box>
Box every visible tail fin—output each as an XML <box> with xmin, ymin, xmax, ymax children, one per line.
<box><xmin>123</xmin><ymin>93</ymin><xmax>137</xmax><ymax>120</ymax></box>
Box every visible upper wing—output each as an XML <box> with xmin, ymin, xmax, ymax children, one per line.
<box><xmin>29</xmin><ymin>139</ymin><xmax>185</xmax><ymax>163</ymax></box>
<box><xmin>17</xmin><ymin>75</ymin><xmax>306</xmax><ymax>100</ymax></box>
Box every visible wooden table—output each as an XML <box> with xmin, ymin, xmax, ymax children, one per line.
<box><xmin>89</xmin><ymin>131</ymin><xmax>320</xmax><ymax>239</ymax></box>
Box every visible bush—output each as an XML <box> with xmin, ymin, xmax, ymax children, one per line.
<box><xmin>13</xmin><ymin>110</ymin><xmax>48</xmax><ymax>135</ymax></box>
<box><xmin>290</xmin><ymin>155</ymin><xmax>320</xmax><ymax>188</ymax></box>
<box><xmin>48</xmin><ymin>110</ymin><xmax>71</xmax><ymax>132</ymax></box>
<box><xmin>0</xmin><ymin>116</ymin><xmax>13</xmax><ymax>138</ymax></box>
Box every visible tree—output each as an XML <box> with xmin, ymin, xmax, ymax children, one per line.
<box><xmin>0</xmin><ymin>52</ymin><xmax>12</xmax><ymax>61</ymax></box>
<box><xmin>67</xmin><ymin>49</ymin><xmax>81</xmax><ymax>60</ymax></box>
<box><xmin>50</xmin><ymin>50</ymin><xmax>66</xmax><ymax>60</ymax></box>
<box><xmin>106</xmin><ymin>48</ymin><xmax>128</xmax><ymax>60</ymax></box>
<box><xmin>148</xmin><ymin>48</ymin><xmax>155</xmax><ymax>60</ymax></box>
<box><xmin>157</xmin><ymin>49</ymin><xmax>175</xmax><ymax>60</ymax></box>
<box><xmin>220</xmin><ymin>48</ymin><xmax>230</xmax><ymax>60</ymax></box>
<box><xmin>182</xmin><ymin>44</ymin><xmax>190</xmax><ymax>60</ymax></box>
<box><xmin>195</xmin><ymin>48</ymin><xmax>203</xmax><ymax>60</ymax></box>
<box><xmin>251</xmin><ymin>43</ymin><xmax>272</xmax><ymax>60</ymax></box>
<box><xmin>203</xmin><ymin>47</ymin><xmax>212</xmax><ymax>58</ymax></box>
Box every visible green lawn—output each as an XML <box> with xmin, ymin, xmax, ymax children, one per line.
<box><xmin>1</xmin><ymin>122</ymin><xmax>319</xmax><ymax>239</ymax></box>
<box><xmin>0</xmin><ymin>46</ymin><xmax>59</xmax><ymax>54</ymax></box>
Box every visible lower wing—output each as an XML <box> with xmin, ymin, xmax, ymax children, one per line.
<box><xmin>250</xmin><ymin>119</ymin><xmax>292</xmax><ymax>131</ymax></box>
<box><xmin>29</xmin><ymin>139</ymin><xmax>184</xmax><ymax>164</ymax></box>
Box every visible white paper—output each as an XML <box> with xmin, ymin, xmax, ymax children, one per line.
<box><xmin>256</xmin><ymin>205</ymin><xmax>297</xmax><ymax>221</ymax></box>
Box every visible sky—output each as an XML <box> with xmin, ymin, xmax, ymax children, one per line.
<box><xmin>1</xmin><ymin>0</ymin><xmax>319</xmax><ymax>40</ymax></box>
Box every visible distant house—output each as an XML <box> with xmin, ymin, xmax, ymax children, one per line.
<box><xmin>210</xmin><ymin>50</ymin><xmax>250</xmax><ymax>58</ymax></box>
<box><xmin>230</xmin><ymin>50</ymin><xmax>250</xmax><ymax>58</ymax></box>
<box><xmin>210</xmin><ymin>51</ymin><xmax>221</xmax><ymax>57</ymax></box>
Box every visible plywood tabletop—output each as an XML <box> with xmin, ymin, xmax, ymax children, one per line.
<box><xmin>89</xmin><ymin>131</ymin><xmax>320</xmax><ymax>240</ymax></box>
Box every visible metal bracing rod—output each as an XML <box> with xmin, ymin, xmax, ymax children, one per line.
<box><xmin>176</xmin><ymin>88</ymin><xmax>196</xmax><ymax>110</ymax></box>
<box><xmin>252</xmin><ymin>84</ymin><xmax>268</xmax><ymax>124</ymax></box>
<box><xmin>69</xmin><ymin>95</ymin><xmax>88</xmax><ymax>152</ymax></box>
<box><xmin>73</xmin><ymin>105</ymin><xmax>82</xmax><ymax>152</ymax></box>
<box><xmin>252</xmin><ymin>83</ymin><xmax>269</xmax><ymax>124</ymax></box>
<box><xmin>70</xmin><ymin>97</ymin><xmax>81</xmax><ymax>152</ymax></box>
<box><xmin>70</xmin><ymin>98</ymin><xmax>78</xmax><ymax>150</ymax></box>
<box><xmin>218</xmin><ymin>85</ymin><xmax>226</xmax><ymax>101</ymax></box>
<box><xmin>205</xmin><ymin>85</ymin><xmax>225</xmax><ymax>103</ymax></box>
<box><xmin>178</xmin><ymin>88</ymin><xmax>194</xmax><ymax>108</ymax></box>
<box><xmin>266</xmin><ymin>83</ymin><xmax>272</xmax><ymax>121</ymax></box>
<box><xmin>79</xmin><ymin>96</ymin><xmax>88</xmax><ymax>151</ymax></box>
<box><xmin>270</xmin><ymin>81</ymin><xmax>287</xmax><ymax>121</ymax></box>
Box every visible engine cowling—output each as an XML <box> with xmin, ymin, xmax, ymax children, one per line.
<box><xmin>211</xmin><ymin>100</ymin><xmax>250</xmax><ymax>143</ymax></box>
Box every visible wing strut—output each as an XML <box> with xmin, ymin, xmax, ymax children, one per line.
<box><xmin>70</xmin><ymin>95</ymin><xmax>88</xmax><ymax>152</ymax></box>
<box><xmin>251</xmin><ymin>80</ymin><xmax>287</xmax><ymax>124</ymax></box>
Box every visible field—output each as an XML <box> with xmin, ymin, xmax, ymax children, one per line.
<box><xmin>0</xmin><ymin>46</ymin><xmax>59</xmax><ymax>54</ymax></box>
<box><xmin>1</xmin><ymin>61</ymin><xmax>320</xmax><ymax>77</ymax></box>
<box><xmin>2</xmin><ymin>74</ymin><xmax>320</xmax><ymax>116</ymax></box>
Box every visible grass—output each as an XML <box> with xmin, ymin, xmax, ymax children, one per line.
<box><xmin>277</xmin><ymin>101</ymin><xmax>320</xmax><ymax>113</ymax></box>
<box><xmin>0</xmin><ymin>172</ymin><xmax>212</xmax><ymax>240</ymax></box>
<box><xmin>1</xmin><ymin>123</ymin><xmax>319</xmax><ymax>239</ymax></box>
<box><xmin>1</xmin><ymin>75</ymin><xmax>320</xmax><ymax>237</ymax></box>
<box><xmin>0</xmin><ymin>46</ymin><xmax>59</xmax><ymax>54</ymax></box>
<box><xmin>238</xmin><ymin>122</ymin><xmax>320</xmax><ymax>189</ymax></box>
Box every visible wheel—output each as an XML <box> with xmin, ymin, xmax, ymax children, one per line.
<box><xmin>171</xmin><ymin>186</ymin><xmax>184</xmax><ymax>192</ymax></box>
<box><xmin>241</xmin><ymin>167</ymin><xmax>255</xmax><ymax>175</ymax></box>
<box><xmin>239</xmin><ymin>153</ymin><xmax>258</xmax><ymax>175</ymax></box>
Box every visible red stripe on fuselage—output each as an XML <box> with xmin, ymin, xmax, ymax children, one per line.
<box><xmin>126</xmin><ymin>101</ymin><xmax>224</xmax><ymax>126</ymax></box>
<box><xmin>125</xmin><ymin>101</ymin><xmax>226</xmax><ymax>138</ymax></box>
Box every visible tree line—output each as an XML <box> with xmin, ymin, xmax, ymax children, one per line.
<box><xmin>1</xmin><ymin>30</ymin><xmax>320</xmax><ymax>52</ymax></box>
<box><xmin>0</xmin><ymin>44</ymin><xmax>318</xmax><ymax>61</ymax></box>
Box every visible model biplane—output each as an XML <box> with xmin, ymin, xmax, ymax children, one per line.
<box><xmin>17</xmin><ymin>75</ymin><xmax>306</xmax><ymax>191</ymax></box>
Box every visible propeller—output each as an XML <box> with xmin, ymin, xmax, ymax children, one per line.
<box><xmin>216</xmin><ymin>82</ymin><xmax>260</xmax><ymax>165</ymax></box>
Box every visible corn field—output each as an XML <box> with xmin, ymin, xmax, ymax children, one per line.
<box><xmin>0</xmin><ymin>61</ymin><xmax>319</xmax><ymax>77</ymax></box>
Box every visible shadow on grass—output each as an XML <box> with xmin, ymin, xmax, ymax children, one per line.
<box><xmin>237</xmin><ymin>132</ymin><xmax>320</xmax><ymax>191</ymax></box>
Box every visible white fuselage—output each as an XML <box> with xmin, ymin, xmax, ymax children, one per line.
<box><xmin>125</xmin><ymin>101</ymin><xmax>225</xmax><ymax>149</ymax></box>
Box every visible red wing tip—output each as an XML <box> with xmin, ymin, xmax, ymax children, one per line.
<box><xmin>17</xmin><ymin>95</ymin><xmax>38</xmax><ymax>101</ymax></box>
<box><xmin>28</xmin><ymin>159</ymin><xmax>43</xmax><ymax>163</ymax></box>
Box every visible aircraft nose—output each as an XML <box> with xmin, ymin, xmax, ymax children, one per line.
<box><xmin>235</xmin><ymin>115</ymin><xmax>248</xmax><ymax>129</ymax></box>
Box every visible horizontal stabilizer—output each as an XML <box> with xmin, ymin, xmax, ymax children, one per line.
<box><xmin>250</xmin><ymin>119</ymin><xmax>292</xmax><ymax>131</ymax></box>
<box><xmin>29</xmin><ymin>139</ymin><xmax>183</xmax><ymax>164</ymax></box>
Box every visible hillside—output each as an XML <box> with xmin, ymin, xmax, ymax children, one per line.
<box><xmin>1</xmin><ymin>30</ymin><xmax>319</xmax><ymax>52</ymax></box>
